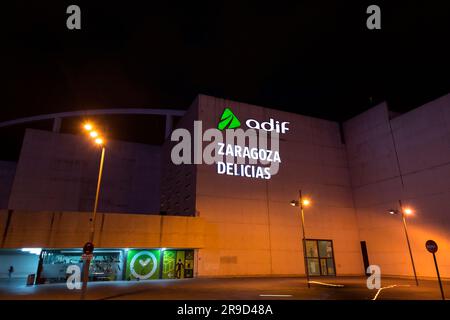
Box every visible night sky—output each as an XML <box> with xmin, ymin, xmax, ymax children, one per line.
<box><xmin>1</xmin><ymin>1</ymin><xmax>450</xmax><ymax>158</ymax></box>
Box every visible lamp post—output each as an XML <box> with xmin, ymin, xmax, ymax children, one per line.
<box><xmin>80</xmin><ymin>123</ymin><xmax>106</xmax><ymax>299</ymax></box>
<box><xmin>388</xmin><ymin>200</ymin><xmax>419</xmax><ymax>286</ymax></box>
<box><xmin>291</xmin><ymin>190</ymin><xmax>311</xmax><ymax>288</ymax></box>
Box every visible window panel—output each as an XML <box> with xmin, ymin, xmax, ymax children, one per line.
<box><xmin>305</xmin><ymin>240</ymin><xmax>318</xmax><ymax>258</ymax></box>
<box><xmin>326</xmin><ymin>258</ymin><xmax>335</xmax><ymax>275</ymax></box>
<box><xmin>318</xmin><ymin>240</ymin><xmax>333</xmax><ymax>258</ymax></box>
<box><xmin>307</xmin><ymin>258</ymin><xmax>320</xmax><ymax>275</ymax></box>
<box><xmin>320</xmin><ymin>259</ymin><xmax>328</xmax><ymax>275</ymax></box>
<box><xmin>304</xmin><ymin>239</ymin><xmax>336</xmax><ymax>276</ymax></box>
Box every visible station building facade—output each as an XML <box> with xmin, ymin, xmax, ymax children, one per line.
<box><xmin>0</xmin><ymin>93</ymin><xmax>450</xmax><ymax>283</ymax></box>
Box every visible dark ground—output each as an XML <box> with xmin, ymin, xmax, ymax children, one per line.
<box><xmin>0</xmin><ymin>276</ymin><xmax>448</xmax><ymax>300</ymax></box>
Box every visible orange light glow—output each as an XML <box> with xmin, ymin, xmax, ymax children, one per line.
<box><xmin>404</xmin><ymin>208</ymin><xmax>413</xmax><ymax>215</ymax></box>
<box><xmin>302</xmin><ymin>199</ymin><xmax>311</xmax><ymax>206</ymax></box>
<box><xmin>94</xmin><ymin>138</ymin><xmax>104</xmax><ymax>145</ymax></box>
<box><xmin>84</xmin><ymin>123</ymin><xmax>93</xmax><ymax>131</ymax></box>
<box><xmin>90</xmin><ymin>131</ymin><xmax>98</xmax><ymax>138</ymax></box>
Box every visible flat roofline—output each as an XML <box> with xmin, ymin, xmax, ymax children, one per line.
<box><xmin>0</xmin><ymin>108</ymin><xmax>186</xmax><ymax>129</ymax></box>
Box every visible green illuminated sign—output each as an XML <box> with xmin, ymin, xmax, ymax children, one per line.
<box><xmin>162</xmin><ymin>250</ymin><xmax>194</xmax><ymax>279</ymax></box>
<box><xmin>126</xmin><ymin>249</ymin><xmax>160</xmax><ymax>280</ymax></box>
<box><xmin>218</xmin><ymin>107</ymin><xmax>241</xmax><ymax>130</ymax></box>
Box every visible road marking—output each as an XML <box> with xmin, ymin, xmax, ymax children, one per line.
<box><xmin>259</xmin><ymin>294</ymin><xmax>293</xmax><ymax>297</ymax></box>
<box><xmin>308</xmin><ymin>281</ymin><xmax>344</xmax><ymax>287</ymax></box>
<box><xmin>372</xmin><ymin>284</ymin><xmax>411</xmax><ymax>300</ymax></box>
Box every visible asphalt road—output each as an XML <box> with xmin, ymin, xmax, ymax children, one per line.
<box><xmin>0</xmin><ymin>276</ymin><xmax>448</xmax><ymax>300</ymax></box>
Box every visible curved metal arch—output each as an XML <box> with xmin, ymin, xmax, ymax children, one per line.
<box><xmin>0</xmin><ymin>108</ymin><xmax>186</xmax><ymax>138</ymax></box>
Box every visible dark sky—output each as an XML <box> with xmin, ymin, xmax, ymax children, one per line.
<box><xmin>1</xmin><ymin>1</ymin><xmax>450</xmax><ymax>158</ymax></box>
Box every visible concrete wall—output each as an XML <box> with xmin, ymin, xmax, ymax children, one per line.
<box><xmin>194</xmin><ymin>95</ymin><xmax>363</xmax><ymax>277</ymax></box>
<box><xmin>160</xmin><ymin>98</ymin><xmax>198</xmax><ymax>216</ymax></box>
<box><xmin>8</xmin><ymin>129</ymin><xmax>162</xmax><ymax>214</ymax></box>
<box><xmin>3</xmin><ymin>93</ymin><xmax>450</xmax><ymax>280</ymax></box>
<box><xmin>344</xmin><ymin>94</ymin><xmax>450</xmax><ymax>278</ymax></box>
<box><xmin>0</xmin><ymin>210</ymin><xmax>205</xmax><ymax>249</ymax></box>
<box><xmin>0</xmin><ymin>161</ymin><xmax>16</xmax><ymax>209</ymax></box>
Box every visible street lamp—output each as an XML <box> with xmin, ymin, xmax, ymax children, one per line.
<box><xmin>387</xmin><ymin>200</ymin><xmax>419</xmax><ymax>286</ymax></box>
<box><xmin>291</xmin><ymin>190</ymin><xmax>311</xmax><ymax>288</ymax></box>
<box><xmin>81</xmin><ymin>122</ymin><xmax>106</xmax><ymax>299</ymax></box>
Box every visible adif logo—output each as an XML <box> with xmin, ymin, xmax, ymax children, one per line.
<box><xmin>218</xmin><ymin>108</ymin><xmax>241</xmax><ymax>130</ymax></box>
<box><xmin>246</xmin><ymin>118</ymin><xmax>290</xmax><ymax>134</ymax></box>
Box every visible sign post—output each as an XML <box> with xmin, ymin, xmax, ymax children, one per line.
<box><xmin>299</xmin><ymin>190</ymin><xmax>310</xmax><ymax>289</ymax></box>
<box><xmin>80</xmin><ymin>242</ymin><xmax>94</xmax><ymax>300</ymax></box>
<box><xmin>425</xmin><ymin>240</ymin><xmax>445</xmax><ymax>300</ymax></box>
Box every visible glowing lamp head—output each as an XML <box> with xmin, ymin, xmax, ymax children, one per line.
<box><xmin>290</xmin><ymin>200</ymin><xmax>298</xmax><ymax>207</ymax></box>
<box><xmin>90</xmin><ymin>131</ymin><xmax>98</xmax><ymax>138</ymax></box>
<box><xmin>388</xmin><ymin>209</ymin><xmax>397</xmax><ymax>215</ymax></box>
<box><xmin>84</xmin><ymin>123</ymin><xmax>93</xmax><ymax>131</ymax></box>
<box><xmin>94</xmin><ymin>138</ymin><xmax>104</xmax><ymax>145</ymax></box>
<box><xmin>404</xmin><ymin>208</ymin><xmax>413</xmax><ymax>216</ymax></box>
<box><xmin>302</xmin><ymin>199</ymin><xmax>311</xmax><ymax>207</ymax></box>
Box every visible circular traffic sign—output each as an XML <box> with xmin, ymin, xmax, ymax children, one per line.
<box><xmin>83</xmin><ymin>242</ymin><xmax>95</xmax><ymax>254</ymax></box>
<box><xmin>425</xmin><ymin>240</ymin><xmax>438</xmax><ymax>253</ymax></box>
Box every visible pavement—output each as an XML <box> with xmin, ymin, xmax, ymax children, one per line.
<box><xmin>0</xmin><ymin>276</ymin><xmax>448</xmax><ymax>300</ymax></box>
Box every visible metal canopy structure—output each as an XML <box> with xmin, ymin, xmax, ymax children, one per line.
<box><xmin>0</xmin><ymin>108</ymin><xmax>186</xmax><ymax>138</ymax></box>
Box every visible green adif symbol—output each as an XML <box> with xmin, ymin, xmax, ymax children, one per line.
<box><xmin>218</xmin><ymin>107</ymin><xmax>241</xmax><ymax>130</ymax></box>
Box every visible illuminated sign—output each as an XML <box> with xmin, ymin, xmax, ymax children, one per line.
<box><xmin>245</xmin><ymin>118</ymin><xmax>290</xmax><ymax>134</ymax></box>
<box><xmin>216</xmin><ymin>142</ymin><xmax>281</xmax><ymax>179</ymax></box>
<box><xmin>170</xmin><ymin>107</ymin><xmax>290</xmax><ymax>180</ymax></box>
<box><xmin>126</xmin><ymin>250</ymin><xmax>160</xmax><ymax>280</ymax></box>
<box><xmin>218</xmin><ymin>108</ymin><xmax>241</xmax><ymax>130</ymax></box>
<box><xmin>215</xmin><ymin>108</ymin><xmax>288</xmax><ymax>180</ymax></box>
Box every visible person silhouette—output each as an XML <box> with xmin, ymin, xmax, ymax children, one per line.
<box><xmin>175</xmin><ymin>259</ymin><xmax>184</xmax><ymax>279</ymax></box>
<box><xmin>8</xmin><ymin>266</ymin><xmax>14</xmax><ymax>280</ymax></box>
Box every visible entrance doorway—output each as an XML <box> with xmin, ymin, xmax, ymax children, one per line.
<box><xmin>305</xmin><ymin>239</ymin><xmax>336</xmax><ymax>276</ymax></box>
<box><xmin>0</xmin><ymin>249</ymin><xmax>41</xmax><ymax>285</ymax></box>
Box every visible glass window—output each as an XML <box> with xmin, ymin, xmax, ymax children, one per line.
<box><xmin>326</xmin><ymin>258</ymin><xmax>335</xmax><ymax>275</ymax></box>
<box><xmin>91</xmin><ymin>251</ymin><xmax>124</xmax><ymax>281</ymax></box>
<box><xmin>38</xmin><ymin>249</ymin><xmax>125</xmax><ymax>284</ymax></box>
<box><xmin>318</xmin><ymin>241</ymin><xmax>333</xmax><ymax>258</ymax></box>
<box><xmin>305</xmin><ymin>240</ymin><xmax>318</xmax><ymax>258</ymax></box>
<box><xmin>304</xmin><ymin>240</ymin><xmax>336</xmax><ymax>276</ymax></box>
<box><xmin>307</xmin><ymin>258</ymin><xmax>320</xmax><ymax>276</ymax></box>
<box><xmin>320</xmin><ymin>259</ymin><xmax>328</xmax><ymax>275</ymax></box>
